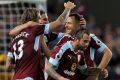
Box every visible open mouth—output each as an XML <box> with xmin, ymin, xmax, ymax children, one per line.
<box><xmin>66</xmin><ymin>27</ymin><xmax>71</xmax><ymax>31</ymax></box>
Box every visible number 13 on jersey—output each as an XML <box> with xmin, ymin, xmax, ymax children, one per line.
<box><xmin>13</xmin><ymin>40</ymin><xmax>24</xmax><ymax>61</ymax></box>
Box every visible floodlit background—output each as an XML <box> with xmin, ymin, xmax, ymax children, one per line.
<box><xmin>0</xmin><ymin>0</ymin><xmax>119</xmax><ymax>80</ymax></box>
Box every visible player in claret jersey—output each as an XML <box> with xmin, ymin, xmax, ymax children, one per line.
<box><xmin>46</xmin><ymin>29</ymin><xmax>108</xmax><ymax>80</ymax></box>
<box><xmin>8</xmin><ymin>1</ymin><xmax>76</xmax><ymax>80</ymax></box>
<box><xmin>53</xmin><ymin>13</ymin><xmax>112</xmax><ymax>80</ymax></box>
<box><xmin>75</xmin><ymin>32</ymin><xmax>112</xmax><ymax>80</ymax></box>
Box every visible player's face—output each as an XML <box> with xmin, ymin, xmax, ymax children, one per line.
<box><xmin>65</xmin><ymin>16</ymin><xmax>79</xmax><ymax>35</ymax></box>
<box><xmin>79</xmin><ymin>33</ymin><xmax>91</xmax><ymax>49</ymax></box>
<box><xmin>38</xmin><ymin>13</ymin><xmax>49</xmax><ymax>24</ymax></box>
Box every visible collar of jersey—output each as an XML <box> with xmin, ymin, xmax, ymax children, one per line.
<box><xmin>64</xmin><ymin>34</ymin><xmax>72</xmax><ymax>38</ymax></box>
<box><xmin>67</xmin><ymin>41</ymin><xmax>74</xmax><ymax>52</ymax></box>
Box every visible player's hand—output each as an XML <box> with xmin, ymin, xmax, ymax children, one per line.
<box><xmin>59</xmin><ymin>77</ymin><xmax>70</xmax><ymax>80</ymax></box>
<box><xmin>79</xmin><ymin>15</ymin><xmax>86</xmax><ymax>28</ymax></box>
<box><xmin>64</xmin><ymin>1</ymin><xmax>76</xmax><ymax>9</ymax></box>
<box><xmin>100</xmin><ymin>69</ymin><xmax>108</xmax><ymax>78</ymax></box>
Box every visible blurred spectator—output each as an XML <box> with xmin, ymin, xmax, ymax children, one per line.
<box><xmin>114</xmin><ymin>26</ymin><xmax>120</xmax><ymax>38</ymax></box>
<box><xmin>0</xmin><ymin>53</ymin><xmax>7</xmax><ymax>65</ymax></box>
<box><xmin>86</xmin><ymin>15</ymin><xmax>96</xmax><ymax>31</ymax></box>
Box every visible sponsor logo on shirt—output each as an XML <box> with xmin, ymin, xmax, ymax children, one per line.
<box><xmin>64</xmin><ymin>70</ymin><xmax>75</xmax><ymax>76</ymax></box>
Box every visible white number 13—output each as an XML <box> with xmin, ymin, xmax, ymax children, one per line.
<box><xmin>13</xmin><ymin>40</ymin><xmax>24</xmax><ymax>61</ymax></box>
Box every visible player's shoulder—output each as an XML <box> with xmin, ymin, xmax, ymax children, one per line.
<box><xmin>90</xmin><ymin>33</ymin><xmax>103</xmax><ymax>46</ymax></box>
<box><xmin>56</xmin><ymin>34</ymin><xmax>73</xmax><ymax>46</ymax></box>
<box><xmin>90</xmin><ymin>33</ymin><xmax>96</xmax><ymax>37</ymax></box>
<box><xmin>64</xmin><ymin>41</ymin><xmax>73</xmax><ymax>51</ymax></box>
<box><xmin>90</xmin><ymin>33</ymin><xmax>98</xmax><ymax>40</ymax></box>
<box><xmin>60</xmin><ymin>34</ymin><xmax>72</xmax><ymax>42</ymax></box>
<box><xmin>57</xmin><ymin>41</ymin><xmax>74</xmax><ymax>56</ymax></box>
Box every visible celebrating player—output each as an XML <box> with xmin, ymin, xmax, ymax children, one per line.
<box><xmin>46</xmin><ymin>29</ymin><xmax>108</xmax><ymax>80</ymax></box>
<box><xmin>7</xmin><ymin>1</ymin><xmax>76</xmax><ymax>80</ymax></box>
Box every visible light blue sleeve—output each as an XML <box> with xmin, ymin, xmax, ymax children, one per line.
<box><xmin>49</xmin><ymin>57</ymin><xmax>59</xmax><ymax>66</ymax></box>
<box><xmin>49</xmin><ymin>41</ymin><xmax>72</xmax><ymax>67</ymax></box>
<box><xmin>44</xmin><ymin>24</ymin><xmax>50</xmax><ymax>34</ymax></box>
<box><xmin>97</xmin><ymin>43</ymin><xmax>107</xmax><ymax>53</ymax></box>
<box><xmin>7</xmin><ymin>51</ymin><xmax>13</xmax><ymax>58</ymax></box>
<box><xmin>90</xmin><ymin>34</ymin><xmax>107</xmax><ymax>53</ymax></box>
<box><xmin>34</xmin><ymin>35</ymin><xmax>40</xmax><ymax>51</ymax></box>
<box><xmin>57</xmin><ymin>32</ymin><xmax>64</xmax><ymax>40</ymax></box>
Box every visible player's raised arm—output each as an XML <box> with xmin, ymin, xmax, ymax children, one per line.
<box><xmin>9</xmin><ymin>1</ymin><xmax>76</xmax><ymax>37</ymax></box>
<box><xmin>49</xmin><ymin>1</ymin><xmax>76</xmax><ymax>32</ymax></box>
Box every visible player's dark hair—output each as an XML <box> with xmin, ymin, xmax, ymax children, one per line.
<box><xmin>75</xmin><ymin>28</ymin><xmax>90</xmax><ymax>39</ymax></box>
<box><xmin>40</xmin><ymin>10</ymin><xmax>45</xmax><ymax>15</ymax></box>
<box><xmin>20</xmin><ymin>8</ymin><xmax>40</xmax><ymax>24</ymax></box>
<box><xmin>69</xmin><ymin>13</ymin><xmax>82</xmax><ymax>23</ymax></box>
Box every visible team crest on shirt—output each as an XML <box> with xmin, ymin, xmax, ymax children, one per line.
<box><xmin>71</xmin><ymin>63</ymin><xmax>77</xmax><ymax>72</ymax></box>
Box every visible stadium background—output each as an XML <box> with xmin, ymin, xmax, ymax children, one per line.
<box><xmin>0</xmin><ymin>0</ymin><xmax>119</xmax><ymax>80</ymax></box>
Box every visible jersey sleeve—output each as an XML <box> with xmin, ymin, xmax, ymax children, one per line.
<box><xmin>90</xmin><ymin>34</ymin><xmax>107</xmax><ymax>53</ymax></box>
<box><xmin>49</xmin><ymin>41</ymin><xmax>71</xmax><ymax>66</ymax></box>
<box><xmin>31</xmin><ymin>23</ymin><xmax>50</xmax><ymax>36</ymax></box>
<box><xmin>7</xmin><ymin>51</ymin><xmax>14</xmax><ymax>58</ymax></box>
<box><xmin>57</xmin><ymin>32</ymin><xmax>64</xmax><ymax>40</ymax></box>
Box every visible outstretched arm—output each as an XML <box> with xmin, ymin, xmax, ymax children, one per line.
<box><xmin>45</xmin><ymin>63</ymin><xmax>69</xmax><ymax>80</ymax></box>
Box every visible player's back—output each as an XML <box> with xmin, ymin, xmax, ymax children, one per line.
<box><xmin>11</xmin><ymin>27</ymin><xmax>42</xmax><ymax>80</ymax></box>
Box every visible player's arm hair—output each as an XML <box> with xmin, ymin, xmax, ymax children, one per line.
<box><xmin>41</xmin><ymin>35</ymin><xmax>51</xmax><ymax>59</ymax></box>
<box><xmin>49</xmin><ymin>1</ymin><xmax>75</xmax><ymax>32</ymax></box>
<box><xmin>45</xmin><ymin>63</ymin><xmax>63</xmax><ymax>80</ymax></box>
<box><xmin>98</xmin><ymin>47</ymin><xmax>112</xmax><ymax>69</ymax></box>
